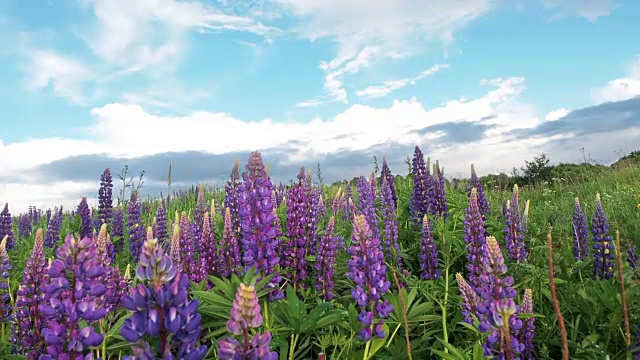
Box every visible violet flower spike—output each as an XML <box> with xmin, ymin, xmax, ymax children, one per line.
<box><xmin>283</xmin><ymin>168</ymin><xmax>309</xmax><ymax>290</ymax></box>
<box><xmin>381</xmin><ymin>175</ymin><xmax>402</xmax><ymax>270</ymax></box>
<box><xmin>456</xmin><ymin>273</ymin><xmax>481</xmax><ymax>325</ymax></box>
<box><xmin>464</xmin><ymin>188</ymin><xmax>487</xmax><ymax>287</ymax></box>
<box><xmin>0</xmin><ymin>204</ymin><xmax>14</xmax><ymax>250</ymax></box>
<box><xmin>0</xmin><ymin>236</ymin><xmax>12</xmax><ymax>323</ymax></box>
<box><xmin>504</xmin><ymin>184</ymin><xmax>527</xmax><ymax>263</ymax></box>
<box><xmin>592</xmin><ymin>193</ymin><xmax>614</xmax><ymax>280</ymax></box>
<box><xmin>77</xmin><ymin>197</ymin><xmax>92</xmax><ymax>240</ymax></box>
<box><xmin>469</xmin><ymin>164</ymin><xmax>490</xmax><ymax>215</ymax></box>
<box><xmin>127</xmin><ymin>192</ymin><xmax>145</xmax><ymax>263</ymax></box>
<box><xmin>419</xmin><ymin>215</ymin><xmax>441</xmax><ymax>280</ymax></box>
<box><xmin>572</xmin><ymin>197</ymin><xmax>590</xmax><ymax>261</ymax></box>
<box><xmin>316</xmin><ymin>216</ymin><xmax>338</xmax><ymax>301</ymax></box>
<box><xmin>98</xmin><ymin>168</ymin><xmax>114</xmax><ymax>229</ymax></box>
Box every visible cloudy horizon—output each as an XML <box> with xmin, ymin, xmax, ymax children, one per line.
<box><xmin>1</xmin><ymin>0</ymin><xmax>639</xmax><ymax>213</ymax></box>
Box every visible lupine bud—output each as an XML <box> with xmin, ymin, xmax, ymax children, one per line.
<box><xmin>112</xmin><ymin>206</ymin><xmax>125</xmax><ymax>255</ymax></box>
<box><xmin>283</xmin><ymin>168</ymin><xmax>309</xmax><ymax>289</ymax></box>
<box><xmin>469</xmin><ymin>164</ymin><xmax>490</xmax><ymax>215</ymax></box>
<box><xmin>592</xmin><ymin>193</ymin><xmax>614</xmax><ymax>280</ymax></box>
<box><xmin>198</xmin><ymin>212</ymin><xmax>217</xmax><ymax>285</ymax></box>
<box><xmin>456</xmin><ymin>273</ymin><xmax>480</xmax><ymax>325</ymax></box>
<box><xmin>380</xmin><ymin>157</ymin><xmax>397</xmax><ymax>209</ymax></box>
<box><xmin>410</xmin><ymin>146</ymin><xmax>430</xmax><ymax>229</ymax></box>
<box><xmin>225</xmin><ymin>160</ymin><xmax>242</xmax><ymax>240</ymax></box>
<box><xmin>218</xmin><ymin>207</ymin><xmax>241</xmax><ymax>277</ymax></box>
<box><xmin>170</xmin><ymin>223</ymin><xmax>182</xmax><ymax>272</ymax></box>
<box><xmin>217</xmin><ymin>283</ymin><xmax>277</xmax><ymax>360</ymax></box>
<box><xmin>517</xmin><ymin>288</ymin><xmax>536</xmax><ymax>359</ymax></box>
<box><xmin>356</xmin><ymin>175</ymin><xmax>380</xmax><ymax>243</ymax></box>
<box><xmin>44</xmin><ymin>208</ymin><xmax>62</xmax><ymax>249</ymax></box>
<box><xmin>381</xmin><ymin>176</ymin><xmax>402</xmax><ymax>269</ymax></box>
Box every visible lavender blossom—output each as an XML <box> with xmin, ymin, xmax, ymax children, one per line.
<box><xmin>430</xmin><ymin>162</ymin><xmax>449</xmax><ymax>218</ymax></box>
<box><xmin>316</xmin><ymin>216</ymin><xmax>338</xmax><ymax>301</ymax></box>
<box><xmin>112</xmin><ymin>206</ymin><xmax>125</xmax><ymax>254</ymax></box>
<box><xmin>95</xmin><ymin>224</ymin><xmax>125</xmax><ymax>315</ymax></box>
<box><xmin>77</xmin><ymin>197</ymin><xmax>92</xmax><ymax>240</ymax></box>
<box><xmin>178</xmin><ymin>212</ymin><xmax>197</xmax><ymax>280</ymax></box>
<box><xmin>464</xmin><ymin>188</ymin><xmax>488</xmax><ymax>287</ymax></box>
<box><xmin>410</xmin><ymin>146</ymin><xmax>430</xmax><ymax>229</ymax></box>
<box><xmin>381</xmin><ymin>176</ymin><xmax>402</xmax><ymax>269</ymax></box>
<box><xmin>0</xmin><ymin>236</ymin><xmax>12</xmax><ymax>323</ymax></box>
<box><xmin>347</xmin><ymin>214</ymin><xmax>393</xmax><ymax>341</ymax></box>
<box><xmin>225</xmin><ymin>160</ymin><xmax>242</xmax><ymax>239</ymax></box>
<box><xmin>331</xmin><ymin>187</ymin><xmax>346</xmax><ymax>216</ymax></box>
<box><xmin>0</xmin><ymin>204</ymin><xmax>14</xmax><ymax>250</ymax></box>
<box><xmin>11</xmin><ymin>229</ymin><xmax>48</xmax><ymax>357</ymax></box>
<box><xmin>218</xmin><ymin>208</ymin><xmax>241</xmax><ymax>277</ymax></box>
<box><xmin>628</xmin><ymin>244</ymin><xmax>638</xmax><ymax>270</ymax></box>
<box><xmin>194</xmin><ymin>184</ymin><xmax>207</xmax><ymax>231</ymax></box>
<box><xmin>121</xmin><ymin>237</ymin><xmax>208</xmax><ymax>359</ymax></box>
<box><xmin>238</xmin><ymin>151</ymin><xmax>283</xmax><ymax>301</ymax></box>
<box><xmin>469</xmin><ymin>164</ymin><xmax>490</xmax><ymax>215</ymax></box>
<box><xmin>217</xmin><ymin>283</ymin><xmax>278</xmax><ymax>360</ymax></box>
<box><xmin>18</xmin><ymin>214</ymin><xmax>31</xmax><ymax>239</ymax></box>
<box><xmin>456</xmin><ymin>273</ymin><xmax>480</xmax><ymax>325</ymax></box>
<box><xmin>198</xmin><ymin>213</ymin><xmax>217</xmax><ymax>285</ymax></box>
<box><xmin>592</xmin><ymin>193</ymin><xmax>614</xmax><ymax>280</ymax></box>
<box><xmin>306</xmin><ymin>170</ymin><xmax>321</xmax><ymax>259</ymax></box>
<box><xmin>98</xmin><ymin>168</ymin><xmax>114</xmax><ymax>228</ymax></box>
<box><xmin>419</xmin><ymin>215</ymin><xmax>441</xmax><ymax>280</ymax></box>
<box><xmin>127</xmin><ymin>192</ymin><xmax>145</xmax><ymax>263</ymax></box>
<box><xmin>343</xmin><ymin>182</ymin><xmax>355</xmax><ymax>222</ymax></box>
<box><xmin>283</xmin><ymin>168</ymin><xmax>309</xmax><ymax>289</ymax></box>
<box><xmin>504</xmin><ymin>184</ymin><xmax>527</xmax><ymax>263</ymax></box>
<box><xmin>39</xmin><ymin>234</ymin><xmax>107</xmax><ymax>359</ymax></box>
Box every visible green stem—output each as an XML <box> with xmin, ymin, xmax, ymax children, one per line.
<box><xmin>100</xmin><ymin>319</ymin><xmax>107</xmax><ymax>360</ymax></box>
<box><xmin>363</xmin><ymin>339</ymin><xmax>372</xmax><ymax>360</ymax></box>
<box><xmin>289</xmin><ymin>334</ymin><xmax>299</xmax><ymax>360</ymax></box>
<box><xmin>441</xmin><ymin>229</ymin><xmax>450</xmax><ymax>353</ymax></box>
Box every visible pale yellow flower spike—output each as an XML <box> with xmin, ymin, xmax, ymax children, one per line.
<box><xmin>210</xmin><ymin>199</ymin><xmax>216</xmax><ymax>223</ymax></box>
<box><xmin>147</xmin><ymin>226</ymin><xmax>154</xmax><ymax>241</ymax></box>
<box><xmin>524</xmin><ymin>199</ymin><xmax>530</xmax><ymax>218</ymax></box>
<box><xmin>0</xmin><ymin>235</ymin><xmax>8</xmax><ymax>258</ymax></box>
<box><xmin>97</xmin><ymin>223</ymin><xmax>108</xmax><ymax>255</ymax></box>
<box><xmin>34</xmin><ymin>228</ymin><xmax>44</xmax><ymax>248</ymax></box>
<box><xmin>124</xmin><ymin>263</ymin><xmax>132</xmax><ymax>282</ymax></box>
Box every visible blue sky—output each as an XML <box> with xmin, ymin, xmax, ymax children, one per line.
<box><xmin>0</xmin><ymin>0</ymin><xmax>639</xmax><ymax>211</ymax></box>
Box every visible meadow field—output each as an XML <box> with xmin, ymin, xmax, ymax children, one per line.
<box><xmin>0</xmin><ymin>146</ymin><xmax>639</xmax><ymax>360</ymax></box>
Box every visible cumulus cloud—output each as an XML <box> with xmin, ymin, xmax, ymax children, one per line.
<box><xmin>544</xmin><ymin>108</ymin><xmax>569</xmax><ymax>121</ymax></box>
<box><xmin>3</xmin><ymin>75</ymin><xmax>640</xmax><ymax>212</ymax></box>
<box><xmin>356</xmin><ymin>64</ymin><xmax>449</xmax><ymax>98</ymax></box>
<box><xmin>592</xmin><ymin>56</ymin><xmax>640</xmax><ymax>104</ymax></box>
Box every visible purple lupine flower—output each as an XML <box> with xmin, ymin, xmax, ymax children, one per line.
<box><xmin>380</xmin><ymin>157</ymin><xmax>397</xmax><ymax>209</ymax></box>
<box><xmin>91</xmin><ymin>207</ymin><xmax>102</xmax><ymax>234</ymax></box>
<box><xmin>572</xmin><ymin>197</ymin><xmax>590</xmax><ymax>261</ymax></box>
<box><xmin>198</xmin><ymin>212</ymin><xmax>217</xmax><ymax>285</ymax></box>
<box><xmin>469</xmin><ymin>164</ymin><xmax>490</xmax><ymax>215</ymax></box>
<box><xmin>225</xmin><ymin>160</ymin><xmax>242</xmax><ymax>239</ymax></box>
<box><xmin>194</xmin><ymin>184</ymin><xmax>207</xmax><ymax>231</ymax></box>
<box><xmin>45</xmin><ymin>209</ymin><xmax>51</xmax><ymax>227</ymax></box>
<box><xmin>485</xmin><ymin>298</ymin><xmax>523</xmax><ymax>359</ymax></box>
<box><xmin>44</xmin><ymin>208</ymin><xmax>62</xmax><ymax>249</ymax></box>
<box><xmin>347</xmin><ymin>214</ymin><xmax>393</xmax><ymax>341</ymax></box>
<box><xmin>18</xmin><ymin>214</ymin><xmax>32</xmax><ymax>239</ymax></box>
<box><xmin>316</xmin><ymin>216</ymin><xmax>338</xmax><ymax>301</ymax></box>
<box><xmin>155</xmin><ymin>200</ymin><xmax>168</xmax><ymax>248</ymax></box>
<box><xmin>517</xmin><ymin>288</ymin><xmax>536</xmax><ymax>359</ymax></box>
<box><xmin>98</xmin><ymin>168</ymin><xmax>114</xmax><ymax>229</ymax></box>
<box><xmin>238</xmin><ymin>151</ymin><xmax>283</xmax><ymax>301</ymax></box>
<box><xmin>475</xmin><ymin>236</ymin><xmax>522</xmax><ymax>358</ymax></box>
<box><xmin>283</xmin><ymin>168</ymin><xmax>309</xmax><ymax>290</ymax></box>
<box><xmin>39</xmin><ymin>234</ymin><xmax>107</xmax><ymax>359</ymax></box>
<box><xmin>331</xmin><ymin>187</ymin><xmax>346</xmax><ymax>216</ymax></box>
<box><xmin>464</xmin><ymin>188</ymin><xmax>487</xmax><ymax>287</ymax></box>
<box><xmin>419</xmin><ymin>215</ymin><xmax>441</xmax><ymax>280</ymax></box>
<box><xmin>453</xmin><ymin>178</ymin><xmax>460</xmax><ymax>190</ymax></box>
<box><xmin>217</xmin><ymin>283</ymin><xmax>278</xmax><ymax>360</ymax></box>
<box><xmin>522</xmin><ymin>200</ymin><xmax>530</xmax><ymax>234</ymax></box>
<box><xmin>592</xmin><ymin>193</ymin><xmax>614</xmax><ymax>280</ymax></box>
<box><xmin>112</xmin><ymin>206</ymin><xmax>125</xmax><ymax>254</ymax></box>
<box><xmin>410</xmin><ymin>146</ymin><xmax>430</xmax><ymax>229</ymax></box>
<box><xmin>0</xmin><ymin>236</ymin><xmax>12</xmax><ymax>323</ymax></box>
<box><xmin>356</xmin><ymin>175</ymin><xmax>380</xmax><ymax>243</ymax></box>
<box><xmin>95</xmin><ymin>224</ymin><xmax>125</xmax><ymax>315</ymax></box>
<box><xmin>170</xmin><ymin>223</ymin><xmax>182</xmax><ymax>273</ymax></box>
<box><xmin>504</xmin><ymin>184</ymin><xmax>527</xmax><ymax>263</ymax></box>
<box><xmin>121</xmin><ymin>237</ymin><xmax>208</xmax><ymax>359</ymax></box>
<box><xmin>0</xmin><ymin>204</ymin><xmax>13</xmax><ymax>251</ymax></box>
<box><xmin>456</xmin><ymin>273</ymin><xmax>481</xmax><ymax>325</ymax></box>
<box><xmin>628</xmin><ymin>244</ymin><xmax>638</xmax><ymax>270</ymax></box>
<box><xmin>274</xmin><ymin>182</ymin><xmax>286</xmax><ymax>208</ymax></box>
<box><xmin>430</xmin><ymin>162</ymin><xmax>449</xmax><ymax>218</ymax></box>
<box><xmin>502</xmin><ymin>199</ymin><xmax>508</xmax><ymax>219</ymax></box>
<box><xmin>343</xmin><ymin>181</ymin><xmax>355</xmax><ymax>222</ymax></box>
<box><xmin>219</xmin><ymin>207</ymin><xmax>241</xmax><ymax>277</ymax></box>
<box><xmin>77</xmin><ymin>197</ymin><xmax>92</xmax><ymax>240</ymax></box>
<box><xmin>127</xmin><ymin>192</ymin><xmax>145</xmax><ymax>263</ymax></box>
<box><xmin>316</xmin><ymin>188</ymin><xmax>326</xmax><ymax>221</ymax></box>
<box><xmin>178</xmin><ymin>212</ymin><xmax>197</xmax><ymax>281</ymax></box>
<box><xmin>10</xmin><ymin>229</ymin><xmax>48</xmax><ymax>357</ymax></box>
<box><xmin>381</xmin><ymin>175</ymin><xmax>402</xmax><ymax>269</ymax></box>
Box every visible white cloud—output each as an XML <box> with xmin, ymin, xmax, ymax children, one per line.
<box><xmin>356</xmin><ymin>64</ymin><xmax>449</xmax><ymax>98</ymax></box>
<box><xmin>278</xmin><ymin>0</ymin><xmax>493</xmax><ymax>104</ymax></box>
<box><xmin>592</xmin><ymin>56</ymin><xmax>640</xmax><ymax>104</ymax></box>
<box><xmin>545</xmin><ymin>108</ymin><xmax>570</xmax><ymax>121</ymax></box>
<box><xmin>25</xmin><ymin>50</ymin><xmax>93</xmax><ymax>103</ymax></box>
<box><xmin>542</xmin><ymin>0</ymin><xmax>618</xmax><ymax>21</ymax></box>
<box><xmin>81</xmin><ymin>0</ymin><xmax>279</xmax><ymax>74</ymax></box>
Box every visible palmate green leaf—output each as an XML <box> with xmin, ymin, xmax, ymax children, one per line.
<box><xmin>431</xmin><ymin>338</ymin><xmax>469</xmax><ymax>359</ymax></box>
<box><xmin>368</xmin><ymin>323</ymin><xmax>389</xmax><ymax>357</ymax></box>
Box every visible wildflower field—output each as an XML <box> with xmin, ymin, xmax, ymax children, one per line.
<box><xmin>0</xmin><ymin>146</ymin><xmax>639</xmax><ymax>360</ymax></box>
